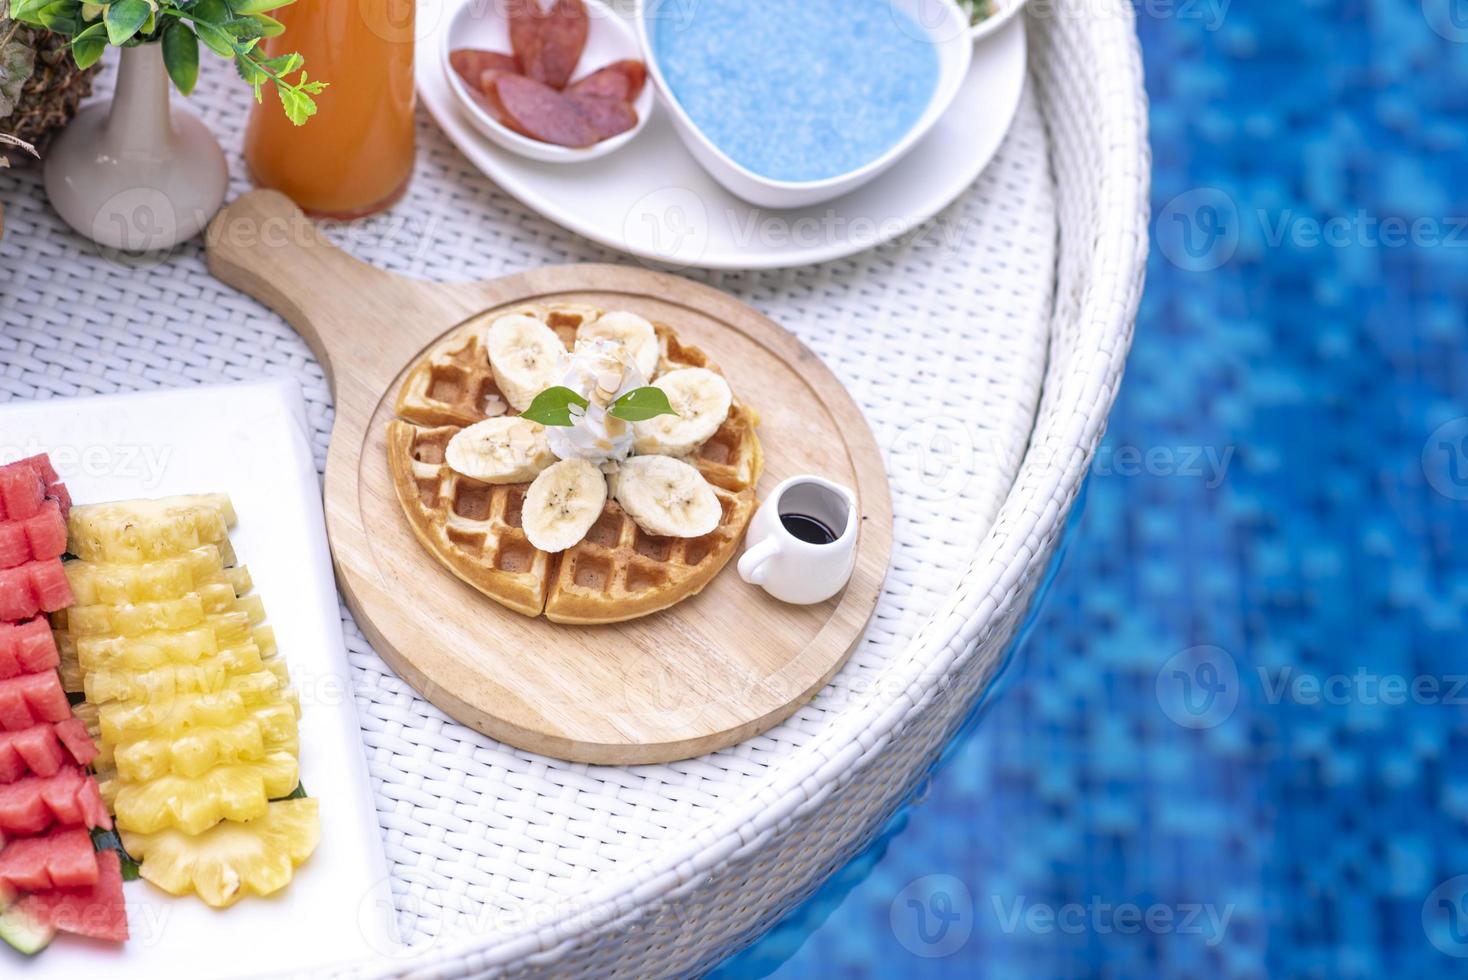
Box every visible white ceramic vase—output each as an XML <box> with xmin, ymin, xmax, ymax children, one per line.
<box><xmin>43</xmin><ymin>43</ymin><xmax>228</xmax><ymax>252</ymax></box>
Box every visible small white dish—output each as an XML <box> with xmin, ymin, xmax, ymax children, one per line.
<box><xmin>969</xmin><ymin>0</ymin><xmax>1031</xmax><ymax>43</ymax></box>
<box><xmin>416</xmin><ymin>12</ymin><xmax>1028</xmax><ymax>269</ymax></box>
<box><xmin>635</xmin><ymin>0</ymin><xmax>974</xmax><ymax>209</ymax></box>
<box><xmin>738</xmin><ymin>476</ymin><xmax>859</xmax><ymax>606</ymax></box>
<box><xmin>441</xmin><ymin>0</ymin><xmax>654</xmax><ymax>164</ymax></box>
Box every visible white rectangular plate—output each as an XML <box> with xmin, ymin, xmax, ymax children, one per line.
<box><xmin>0</xmin><ymin>379</ymin><xmax>391</xmax><ymax>979</ymax></box>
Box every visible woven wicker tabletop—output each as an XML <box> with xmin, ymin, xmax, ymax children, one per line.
<box><xmin>0</xmin><ymin>3</ymin><xmax>1147</xmax><ymax>973</ymax></box>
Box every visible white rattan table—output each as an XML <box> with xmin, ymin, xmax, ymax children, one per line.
<box><xmin>0</xmin><ymin>1</ymin><xmax>1148</xmax><ymax>975</ymax></box>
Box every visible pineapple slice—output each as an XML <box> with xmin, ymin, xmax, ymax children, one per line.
<box><xmin>68</xmin><ymin>494</ymin><xmax>236</xmax><ymax>562</ymax></box>
<box><xmin>64</xmin><ymin>545</ymin><xmax>242</xmax><ymax>605</ymax></box>
<box><xmin>106</xmin><ymin>750</ymin><xmax>300</xmax><ymax>834</ymax></box>
<box><xmin>84</xmin><ymin>643</ymin><xmax>275</xmax><ymax>704</ymax></box>
<box><xmin>91</xmin><ymin>700</ymin><xmax>300</xmax><ymax>770</ymax></box>
<box><xmin>121</xmin><ymin>799</ymin><xmax>321</xmax><ymax>908</ymax></box>
<box><xmin>63</xmin><ymin>582</ymin><xmax>249</xmax><ymax>637</ymax></box>
<box><xmin>68</xmin><ymin>615</ymin><xmax>270</xmax><ymax>677</ymax></box>
<box><xmin>110</xmin><ymin>717</ymin><xmax>300</xmax><ymax>782</ymax></box>
<box><xmin>98</xmin><ymin>679</ymin><xmax>293</xmax><ymax>747</ymax></box>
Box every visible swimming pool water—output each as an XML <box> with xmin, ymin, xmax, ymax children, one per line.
<box><xmin>649</xmin><ymin>0</ymin><xmax>939</xmax><ymax>182</ymax></box>
<box><xmin>713</xmin><ymin>1</ymin><xmax>1468</xmax><ymax>976</ymax></box>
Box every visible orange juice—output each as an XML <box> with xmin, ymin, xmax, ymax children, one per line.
<box><xmin>244</xmin><ymin>0</ymin><xmax>416</xmax><ymax>219</ymax></box>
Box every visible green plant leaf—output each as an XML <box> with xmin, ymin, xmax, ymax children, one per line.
<box><xmin>70</xmin><ymin>22</ymin><xmax>109</xmax><ymax>69</ymax></box>
<box><xmin>227</xmin><ymin>0</ymin><xmax>295</xmax><ymax>13</ymax></box>
<box><xmin>520</xmin><ymin>386</ymin><xmax>590</xmax><ymax>427</ymax></box>
<box><xmin>33</xmin><ymin>0</ymin><xmax>82</xmax><ymax>34</ymax></box>
<box><xmin>608</xmin><ymin>386</ymin><xmax>678</xmax><ymax>422</ymax></box>
<box><xmin>250</xmin><ymin>12</ymin><xmax>283</xmax><ymax>36</ymax></box>
<box><xmin>161</xmin><ymin>20</ymin><xmax>199</xmax><ymax>95</ymax></box>
<box><xmin>194</xmin><ymin>21</ymin><xmax>234</xmax><ymax>56</ymax></box>
<box><xmin>103</xmin><ymin>0</ymin><xmax>150</xmax><ymax>44</ymax></box>
<box><xmin>276</xmin><ymin>78</ymin><xmax>317</xmax><ymax>125</ymax></box>
<box><xmin>191</xmin><ymin>0</ymin><xmax>229</xmax><ymax>22</ymax></box>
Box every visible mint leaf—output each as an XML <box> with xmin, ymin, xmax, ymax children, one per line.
<box><xmin>608</xmin><ymin>386</ymin><xmax>677</xmax><ymax>422</ymax></box>
<box><xmin>520</xmin><ymin>386</ymin><xmax>589</xmax><ymax>427</ymax></box>
<box><xmin>162</xmin><ymin>21</ymin><xmax>201</xmax><ymax>96</ymax></box>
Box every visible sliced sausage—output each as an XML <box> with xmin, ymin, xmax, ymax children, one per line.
<box><xmin>449</xmin><ymin>49</ymin><xmax>519</xmax><ymax>92</ymax></box>
<box><xmin>567</xmin><ymin>95</ymin><xmax>638</xmax><ymax>141</ymax></box>
<box><xmin>491</xmin><ymin>74</ymin><xmax>600</xmax><ymax>147</ymax></box>
<box><xmin>508</xmin><ymin>0</ymin><xmax>589</xmax><ymax>90</ymax></box>
<box><xmin>567</xmin><ymin>60</ymin><xmax>647</xmax><ymax>104</ymax></box>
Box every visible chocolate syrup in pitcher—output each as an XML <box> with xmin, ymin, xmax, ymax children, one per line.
<box><xmin>780</xmin><ymin>513</ymin><xmax>838</xmax><ymax>545</ymax></box>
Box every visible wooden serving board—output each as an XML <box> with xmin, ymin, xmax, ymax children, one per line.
<box><xmin>206</xmin><ymin>191</ymin><xmax>892</xmax><ymax>764</ymax></box>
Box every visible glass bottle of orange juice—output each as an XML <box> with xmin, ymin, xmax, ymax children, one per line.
<box><xmin>244</xmin><ymin>0</ymin><xmax>417</xmax><ymax>219</ymax></box>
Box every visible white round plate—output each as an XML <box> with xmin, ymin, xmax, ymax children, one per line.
<box><xmin>416</xmin><ymin>6</ymin><xmax>1027</xmax><ymax>270</ymax></box>
<box><xmin>970</xmin><ymin>0</ymin><xmax>1032</xmax><ymax>43</ymax></box>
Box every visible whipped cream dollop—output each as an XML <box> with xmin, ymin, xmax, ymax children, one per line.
<box><xmin>545</xmin><ymin>339</ymin><xmax>647</xmax><ymax>467</ymax></box>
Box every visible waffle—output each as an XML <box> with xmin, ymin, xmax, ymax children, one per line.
<box><xmin>388</xmin><ymin>303</ymin><xmax>762</xmax><ymax>624</ymax></box>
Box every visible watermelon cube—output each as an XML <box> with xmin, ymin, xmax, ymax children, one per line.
<box><xmin>15</xmin><ymin>457</ymin><xmax>57</xmax><ymax>487</ymax></box>
<box><xmin>14</xmin><ymin>849</ymin><xmax>127</xmax><ymax>943</ymax></box>
<box><xmin>0</xmin><ymin>672</ymin><xmax>71</xmax><ymax>733</ymax></box>
<box><xmin>46</xmin><ymin>483</ymin><xmax>71</xmax><ymax>522</ymax></box>
<box><xmin>0</xmin><ymin>524</ymin><xmax>26</xmax><ymax>570</ymax></box>
<box><xmin>0</xmin><ymin>619</ymin><xmax>59</xmax><ymax>680</ymax></box>
<box><xmin>0</xmin><ymin>725</ymin><xmax>67</xmax><ymax>783</ymax></box>
<box><xmin>25</xmin><ymin>502</ymin><xmax>69</xmax><ymax>563</ymax></box>
<box><xmin>0</xmin><ymin>826</ymin><xmax>99</xmax><ymax>891</ymax></box>
<box><xmin>0</xmin><ymin>559</ymin><xmax>73</xmax><ymax>622</ymax></box>
<box><xmin>52</xmin><ymin>719</ymin><xmax>97</xmax><ymax>768</ymax></box>
<box><xmin>0</xmin><ymin>467</ymin><xmax>43</xmax><ymax>524</ymax></box>
<box><xmin>0</xmin><ymin>767</ymin><xmax>110</xmax><ymax>835</ymax></box>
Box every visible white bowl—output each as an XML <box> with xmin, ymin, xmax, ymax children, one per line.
<box><xmin>441</xmin><ymin>0</ymin><xmax>655</xmax><ymax>164</ymax></box>
<box><xmin>970</xmin><ymin>0</ymin><xmax>1032</xmax><ymax>43</ymax></box>
<box><xmin>635</xmin><ymin>0</ymin><xmax>974</xmax><ymax>209</ymax></box>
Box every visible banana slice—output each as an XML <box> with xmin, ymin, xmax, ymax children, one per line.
<box><xmin>632</xmin><ymin>368</ymin><xmax>732</xmax><ymax>457</ymax></box>
<box><xmin>445</xmin><ymin>417</ymin><xmax>556</xmax><ymax>484</ymax></box>
<box><xmin>522</xmin><ymin>459</ymin><xmax>608</xmax><ymax>552</ymax></box>
<box><xmin>614</xmin><ymin>455</ymin><xmax>721</xmax><ymax>538</ymax></box>
<box><xmin>577</xmin><ymin>311</ymin><xmax>659</xmax><ymax>380</ymax></box>
<box><xmin>486</xmin><ymin>314</ymin><xmax>565</xmax><ymax>411</ymax></box>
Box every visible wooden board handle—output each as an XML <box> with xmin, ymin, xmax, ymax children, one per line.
<box><xmin>205</xmin><ymin>190</ymin><xmax>452</xmax><ymax>409</ymax></box>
